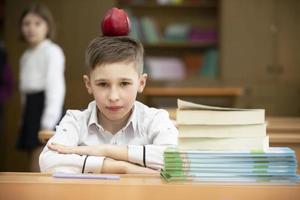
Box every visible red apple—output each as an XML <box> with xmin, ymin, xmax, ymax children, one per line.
<box><xmin>101</xmin><ymin>7</ymin><xmax>131</xmax><ymax>36</ymax></box>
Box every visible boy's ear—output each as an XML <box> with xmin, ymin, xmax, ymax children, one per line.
<box><xmin>83</xmin><ymin>75</ymin><xmax>93</xmax><ymax>95</ymax></box>
<box><xmin>138</xmin><ymin>73</ymin><xmax>147</xmax><ymax>93</ymax></box>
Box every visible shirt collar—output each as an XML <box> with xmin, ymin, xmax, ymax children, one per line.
<box><xmin>87</xmin><ymin>101</ymin><xmax>138</xmax><ymax>133</ymax></box>
<box><xmin>124</xmin><ymin>102</ymin><xmax>138</xmax><ymax>133</ymax></box>
<box><xmin>88</xmin><ymin>101</ymin><xmax>99</xmax><ymax>128</ymax></box>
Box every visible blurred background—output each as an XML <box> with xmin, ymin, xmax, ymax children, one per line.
<box><xmin>0</xmin><ymin>0</ymin><xmax>299</xmax><ymax>171</ymax></box>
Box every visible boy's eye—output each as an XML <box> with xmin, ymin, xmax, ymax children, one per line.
<box><xmin>120</xmin><ymin>82</ymin><xmax>131</xmax><ymax>87</ymax></box>
<box><xmin>97</xmin><ymin>82</ymin><xmax>108</xmax><ymax>87</ymax></box>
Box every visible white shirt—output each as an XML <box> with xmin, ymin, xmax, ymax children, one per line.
<box><xmin>39</xmin><ymin>101</ymin><xmax>178</xmax><ymax>173</ymax></box>
<box><xmin>19</xmin><ymin>39</ymin><xmax>65</xmax><ymax>130</ymax></box>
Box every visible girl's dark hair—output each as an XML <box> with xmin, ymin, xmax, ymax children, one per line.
<box><xmin>19</xmin><ymin>2</ymin><xmax>56</xmax><ymax>41</ymax></box>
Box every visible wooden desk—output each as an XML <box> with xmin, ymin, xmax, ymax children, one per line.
<box><xmin>142</xmin><ymin>87</ymin><xmax>243</xmax><ymax>107</ymax></box>
<box><xmin>38</xmin><ymin>130</ymin><xmax>54</xmax><ymax>144</ymax></box>
<box><xmin>266</xmin><ymin>117</ymin><xmax>300</xmax><ymax>172</ymax></box>
<box><xmin>143</xmin><ymin>87</ymin><xmax>244</xmax><ymax>97</ymax></box>
<box><xmin>267</xmin><ymin>117</ymin><xmax>300</xmax><ymax>143</ymax></box>
<box><xmin>0</xmin><ymin>172</ymin><xmax>299</xmax><ymax>200</ymax></box>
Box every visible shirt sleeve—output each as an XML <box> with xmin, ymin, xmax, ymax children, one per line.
<box><xmin>128</xmin><ymin>109</ymin><xmax>178</xmax><ymax>170</ymax></box>
<box><xmin>41</xmin><ymin>45</ymin><xmax>66</xmax><ymax>130</ymax></box>
<box><xmin>39</xmin><ymin>111</ymin><xmax>105</xmax><ymax>174</ymax></box>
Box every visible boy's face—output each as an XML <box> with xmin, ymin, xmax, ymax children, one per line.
<box><xmin>83</xmin><ymin>61</ymin><xmax>147</xmax><ymax>124</ymax></box>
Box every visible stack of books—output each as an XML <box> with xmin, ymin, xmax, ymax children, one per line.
<box><xmin>176</xmin><ymin>99</ymin><xmax>268</xmax><ymax>151</ymax></box>
<box><xmin>161</xmin><ymin>147</ymin><xmax>299</xmax><ymax>183</ymax></box>
<box><xmin>161</xmin><ymin>99</ymin><xmax>299</xmax><ymax>183</ymax></box>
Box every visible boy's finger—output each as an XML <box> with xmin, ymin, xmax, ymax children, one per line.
<box><xmin>47</xmin><ymin>143</ymin><xmax>58</xmax><ymax>151</ymax></box>
<box><xmin>48</xmin><ymin>143</ymin><xmax>63</xmax><ymax>151</ymax></box>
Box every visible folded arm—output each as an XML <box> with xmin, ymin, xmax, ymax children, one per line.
<box><xmin>40</xmin><ymin>111</ymin><xmax>159</xmax><ymax>174</ymax></box>
<box><xmin>39</xmin><ymin>111</ymin><xmax>104</xmax><ymax>173</ymax></box>
<box><xmin>47</xmin><ymin>110</ymin><xmax>178</xmax><ymax>170</ymax></box>
<box><xmin>43</xmin><ymin>143</ymin><xmax>157</xmax><ymax>174</ymax></box>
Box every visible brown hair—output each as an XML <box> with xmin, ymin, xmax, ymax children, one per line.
<box><xmin>19</xmin><ymin>2</ymin><xmax>56</xmax><ymax>41</ymax></box>
<box><xmin>85</xmin><ymin>36</ymin><xmax>144</xmax><ymax>74</ymax></box>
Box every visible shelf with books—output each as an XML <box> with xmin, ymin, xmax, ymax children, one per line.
<box><xmin>143</xmin><ymin>41</ymin><xmax>216</xmax><ymax>49</ymax></box>
<box><xmin>117</xmin><ymin>0</ymin><xmax>219</xmax><ymax>80</ymax></box>
<box><xmin>126</xmin><ymin>9</ymin><xmax>218</xmax><ymax>45</ymax></box>
<box><xmin>117</xmin><ymin>0</ymin><xmax>221</xmax><ymax>106</ymax></box>
<box><xmin>118</xmin><ymin>1</ymin><xmax>218</xmax><ymax>9</ymax></box>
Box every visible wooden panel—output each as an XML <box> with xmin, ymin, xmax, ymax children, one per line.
<box><xmin>220</xmin><ymin>0</ymin><xmax>274</xmax><ymax>81</ymax></box>
<box><xmin>276</xmin><ymin>0</ymin><xmax>300</xmax><ymax>82</ymax></box>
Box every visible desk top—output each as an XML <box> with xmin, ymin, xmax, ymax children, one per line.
<box><xmin>0</xmin><ymin>172</ymin><xmax>300</xmax><ymax>200</ymax></box>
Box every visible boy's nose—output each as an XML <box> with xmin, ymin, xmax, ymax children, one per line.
<box><xmin>108</xmin><ymin>87</ymin><xmax>120</xmax><ymax>102</ymax></box>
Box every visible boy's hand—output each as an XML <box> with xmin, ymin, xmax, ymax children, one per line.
<box><xmin>47</xmin><ymin>143</ymin><xmax>107</xmax><ymax>156</ymax></box>
<box><xmin>102</xmin><ymin>158</ymin><xmax>159</xmax><ymax>174</ymax></box>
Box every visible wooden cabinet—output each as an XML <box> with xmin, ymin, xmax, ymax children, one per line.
<box><xmin>220</xmin><ymin>0</ymin><xmax>300</xmax><ymax>115</ymax></box>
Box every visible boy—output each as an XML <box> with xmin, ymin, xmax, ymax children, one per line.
<box><xmin>39</xmin><ymin>36</ymin><xmax>178</xmax><ymax>174</ymax></box>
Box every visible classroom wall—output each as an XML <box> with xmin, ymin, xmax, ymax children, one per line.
<box><xmin>1</xmin><ymin>0</ymin><xmax>299</xmax><ymax>171</ymax></box>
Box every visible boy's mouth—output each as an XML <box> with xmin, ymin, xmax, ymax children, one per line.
<box><xmin>106</xmin><ymin>106</ymin><xmax>123</xmax><ymax>112</ymax></box>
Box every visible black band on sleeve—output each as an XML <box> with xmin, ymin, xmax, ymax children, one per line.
<box><xmin>143</xmin><ymin>145</ymin><xmax>146</xmax><ymax>167</ymax></box>
<box><xmin>82</xmin><ymin>155</ymin><xmax>89</xmax><ymax>173</ymax></box>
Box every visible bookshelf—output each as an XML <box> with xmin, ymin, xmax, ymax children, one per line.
<box><xmin>117</xmin><ymin>0</ymin><xmax>219</xmax><ymax>75</ymax></box>
<box><xmin>143</xmin><ymin>40</ymin><xmax>216</xmax><ymax>50</ymax></box>
<box><xmin>117</xmin><ymin>0</ymin><xmax>225</xmax><ymax>106</ymax></box>
<box><xmin>118</xmin><ymin>1</ymin><xmax>217</xmax><ymax>9</ymax></box>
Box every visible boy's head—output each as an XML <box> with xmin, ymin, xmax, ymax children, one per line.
<box><xmin>83</xmin><ymin>36</ymin><xmax>147</xmax><ymax>126</ymax></box>
<box><xmin>85</xmin><ymin>36</ymin><xmax>144</xmax><ymax>74</ymax></box>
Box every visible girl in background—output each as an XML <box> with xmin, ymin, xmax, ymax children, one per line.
<box><xmin>17</xmin><ymin>3</ymin><xmax>65</xmax><ymax>172</ymax></box>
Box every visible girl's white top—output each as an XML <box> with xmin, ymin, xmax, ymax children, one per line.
<box><xmin>19</xmin><ymin>39</ymin><xmax>66</xmax><ymax>130</ymax></box>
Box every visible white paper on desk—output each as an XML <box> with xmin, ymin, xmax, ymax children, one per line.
<box><xmin>53</xmin><ymin>172</ymin><xmax>120</xmax><ymax>180</ymax></box>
